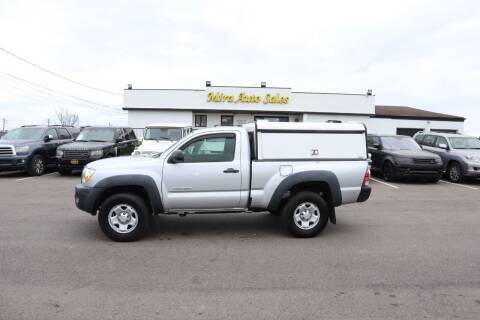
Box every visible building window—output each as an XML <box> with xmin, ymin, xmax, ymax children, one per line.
<box><xmin>396</xmin><ymin>128</ymin><xmax>424</xmax><ymax>137</ymax></box>
<box><xmin>221</xmin><ymin>115</ymin><xmax>234</xmax><ymax>126</ymax></box>
<box><xmin>254</xmin><ymin>116</ymin><xmax>289</xmax><ymax>122</ymax></box>
<box><xmin>195</xmin><ymin>114</ymin><xmax>207</xmax><ymax>127</ymax></box>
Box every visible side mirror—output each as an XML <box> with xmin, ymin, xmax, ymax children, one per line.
<box><xmin>169</xmin><ymin>150</ymin><xmax>184</xmax><ymax>163</ymax></box>
<box><xmin>438</xmin><ymin>143</ymin><xmax>448</xmax><ymax>150</ymax></box>
<box><xmin>44</xmin><ymin>135</ymin><xmax>53</xmax><ymax>142</ymax></box>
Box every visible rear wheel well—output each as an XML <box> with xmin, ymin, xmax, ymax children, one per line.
<box><xmin>94</xmin><ymin>186</ymin><xmax>153</xmax><ymax>215</ymax></box>
<box><xmin>279</xmin><ymin>181</ymin><xmax>333</xmax><ymax>209</ymax></box>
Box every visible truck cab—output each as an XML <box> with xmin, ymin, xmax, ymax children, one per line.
<box><xmin>75</xmin><ymin>122</ymin><xmax>371</xmax><ymax>241</ymax></box>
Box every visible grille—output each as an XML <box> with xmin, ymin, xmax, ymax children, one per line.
<box><xmin>413</xmin><ymin>158</ymin><xmax>436</xmax><ymax>164</ymax></box>
<box><xmin>0</xmin><ymin>146</ymin><xmax>14</xmax><ymax>156</ymax></box>
<box><xmin>63</xmin><ymin>149</ymin><xmax>89</xmax><ymax>159</ymax></box>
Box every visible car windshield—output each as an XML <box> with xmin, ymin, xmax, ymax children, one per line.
<box><xmin>381</xmin><ymin>136</ymin><xmax>421</xmax><ymax>150</ymax></box>
<box><xmin>76</xmin><ymin>128</ymin><xmax>115</xmax><ymax>142</ymax></box>
<box><xmin>144</xmin><ymin>127</ymin><xmax>182</xmax><ymax>141</ymax></box>
<box><xmin>1</xmin><ymin>127</ymin><xmax>45</xmax><ymax>140</ymax></box>
<box><xmin>449</xmin><ymin>137</ymin><xmax>480</xmax><ymax>149</ymax></box>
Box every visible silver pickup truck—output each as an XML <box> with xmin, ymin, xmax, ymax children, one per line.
<box><xmin>75</xmin><ymin>121</ymin><xmax>371</xmax><ymax>241</ymax></box>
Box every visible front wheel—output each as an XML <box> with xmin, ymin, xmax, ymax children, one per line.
<box><xmin>27</xmin><ymin>155</ymin><xmax>46</xmax><ymax>176</ymax></box>
<box><xmin>281</xmin><ymin>191</ymin><xmax>329</xmax><ymax>238</ymax></box>
<box><xmin>98</xmin><ymin>193</ymin><xmax>150</xmax><ymax>242</ymax></box>
<box><xmin>382</xmin><ymin>161</ymin><xmax>397</xmax><ymax>182</ymax></box>
<box><xmin>447</xmin><ymin>162</ymin><xmax>463</xmax><ymax>183</ymax></box>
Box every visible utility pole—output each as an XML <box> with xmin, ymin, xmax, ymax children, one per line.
<box><xmin>47</xmin><ymin>118</ymin><xmax>50</xmax><ymax>126</ymax></box>
<box><xmin>1</xmin><ymin>118</ymin><xmax>6</xmax><ymax>131</ymax></box>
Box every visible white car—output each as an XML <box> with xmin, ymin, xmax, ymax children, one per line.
<box><xmin>132</xmin><ymin>123</ymin><xmax>192</xmax><ymax>157</ymax></box>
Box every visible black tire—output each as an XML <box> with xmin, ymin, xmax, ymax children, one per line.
<box><xmin>281</xmin><ymin>191</ymin><xmax>329</xmax><ymax>238</ymax></box>
<box><xmin>447</xmin><ymin>162</ymin><xmax>463</xmax><ymax>183</ymax></box>
<box><xmin>98</xmin><ymin>193</ymin><xmax>150</xmax><ymax>242</ymax></box>
<box><xmin>58</xmin><ymin>167</ymin><xmax>72</xmax><ymax>176</ymax></box>
<box><xmin>382</xmin><ymin>161</ymin><xmax>397</xmax><ymax>182</ymax></box>
<box><xmin>27</xmin><ymin>154</ymin><xmax>46</xmax><ymax>176</ymax></box>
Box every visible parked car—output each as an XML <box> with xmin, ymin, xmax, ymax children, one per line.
<box><xmin>132</xmin><ymin>123</ymin><xmax>192</xmax><ymax>157</ymax></box>
<box><xmin>367</xmin><ymin>134</ymin><xmax>443</xmax><ymax>182</ymax></box>
<box><xmin>414</xmin><ymin>132</ymin><xmax>480</xmax><ymax>182</ymax></box>
<box><xmin>0</xmin><ymin>125</ymin><xmax>79</xmax><ymax>175</ymax></box>
<box><xmin>75</xmin><ymin>121</ymin><xmax>371</xmax><ymax>241</ymax></box>
<box><xmin>57</xmin><ymin>126</ymin><xmax>139</xmax><ymax>175</ymax></box>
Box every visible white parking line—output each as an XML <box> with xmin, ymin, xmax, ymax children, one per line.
<box><xmin>439</xmin><ymin>180</ymin><xmax>479</xmax><ymax>190</ymax></box>
<box><xmin>370</xmin><ymin>177</ymin><xmax>400</xmax><ymax>189</ymax></box>
<box><xmin>16</xmin><ymin>172</ymin><xmax>57</xmax><ymax>181</ymax></box>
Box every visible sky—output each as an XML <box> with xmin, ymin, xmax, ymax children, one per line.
<box><xmin>0</xmin><ymin>0</ymin><xmax>479</xmax><ymax>134</ymax></box>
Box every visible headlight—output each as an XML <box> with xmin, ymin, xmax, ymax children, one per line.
<box><xmin>15</xmin><ymin>145</ymin><xmax>30</xmax><ymax>154</ymax></box>
<box><xmin>465</xmin><ymin>155</ymin><xmax>480</xmax><ymax>162</ymax></box>
<box><xmin>81</xmin><ymin>167</ymin><xmax>95</xmax><ymax>184</ymax></box>
<box><xmin>56</xmin><ymin>149</ymin><xmax>64</xmax><ymax>158</ymax></box>
<box><xmin>90</xmin><ymin>150</ymin><xmax>103</xmax><ymax>158</ymax></box>
<box><xmin>396</xmin><ymin>156</ymin><xmax>412</xmax><ymax>164</ymax></box>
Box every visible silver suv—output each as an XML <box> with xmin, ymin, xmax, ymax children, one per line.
<box><xmin>414</xmin><ymin>132</ymin><xmax>480</xmax><ymax>182</ymax></box>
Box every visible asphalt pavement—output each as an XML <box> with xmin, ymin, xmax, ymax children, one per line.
<box><xmin>1</xmin><ymin>171</ymin><xmax>480</xmax><ymax>319</ymax></box>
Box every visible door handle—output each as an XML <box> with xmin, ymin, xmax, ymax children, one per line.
<box><xmin>223</xmin><ymin>168</ymin><xmax>239</xmax><ymax>173</ymax></box>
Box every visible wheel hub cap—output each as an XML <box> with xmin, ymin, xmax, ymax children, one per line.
<box><xmin>108</xmin><ymin>204</ymin><xmax>138</xmax><ymax>234</ymax></box>
<box><xmin>293</xmin><ymin>202</ymin><xmax>320</xmax><ymax>230</ymax></box>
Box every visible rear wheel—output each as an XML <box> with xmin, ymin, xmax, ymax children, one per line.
<box><xmin>98</xmin><ymin>193</ymin><xmax>150</xmax><ymax>242</ymax></box>
<box><xmin>382</xmin><ymin>161</ymin><xmax>397</xmax><ymax>182</ymax></box>
<box><xmin>281</xmin><ymin>191</ymin><xmax>329</xmax><ymax>238</ymax></box>
<box><xmin>27</xmin><ymin>154</ymin><xmax>46</xmax><ymax>176</ymax></box>
<box><xmin>447</xmin><ymin>162</ymin><xmax>463</xmax><ymax>183</ymax></box>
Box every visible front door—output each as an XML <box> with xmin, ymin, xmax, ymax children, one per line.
<box><xmin>162</xmin><ymin>132</ymin><xmax>242</xmax><ymax>210</ymax></box>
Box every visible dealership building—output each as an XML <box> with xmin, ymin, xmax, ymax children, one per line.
<box><xmin>123</xmin><ymin>83</ymin><xmax>465</xmax><ymax>136</ymax></box>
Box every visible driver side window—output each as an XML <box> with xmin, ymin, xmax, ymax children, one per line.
<box><xmin>180</xmin><ymin>133</ymin><xmax>236</xmax><ymax>163</ymax></box>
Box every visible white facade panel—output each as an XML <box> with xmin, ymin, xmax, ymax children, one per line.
<box><xmin>127</xmin><ymin>110</ymin><xmax>193</xmax><ymax>128</ymax></box>
<box><xmin>368</xmin><ymin>118</ymin><xmax>464</xmax><ymax>135</ymax></box>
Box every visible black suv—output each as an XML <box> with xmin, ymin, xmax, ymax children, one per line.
<box><xmin>0</xmin><ymin>125</ymin><xmax>79</xmax><ymax>176</ymax></box>
<box><xmin>367</xmin><ymin>134</ymin><xmax>443</xmax><ymax>182</ymax></box>
<box><xmin>57</xmin><ymin>126</ymin><xmax>138</xmax><ymax>174</ymax></box>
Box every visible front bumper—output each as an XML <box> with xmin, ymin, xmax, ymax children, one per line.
<box><xmin>75</xmin><ymin>184</ymin><xmax>104</xmax><ymax>215</ymax></box>
<box><xmin>59</xmin><ymin>158</ymin><xmax>93</xmax><ymax>170</ymax></box>
<box><xmin>0</xmin><ymin>155</ymin><xmax>29</xmax><ymax>171</ymax></box>
<box><xmin>357</xmin><ymin>186</ymin><xmax>371</xmax><ymax>202</ymax></box>
<box><xmin>395</xmin><ymin>163</ymin><xmax>443</xmax><ymax>179</ymax></box>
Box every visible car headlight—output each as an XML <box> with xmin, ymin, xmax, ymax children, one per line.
<box><xmin>56</xmin><ymin>149</ymin><xmax>64</xmax><ymax>158</ymax></box>
<box><xmin>15</xmin><ymin>145</ymin><xmax>30</xmax><ymax>154</ymax></box>
<box><xmin>81</xmin><ymin>167</ymin><xmax>96</xmax><ymax>184</ymax></box>
<box><xmin>396</xmin><ymin>156</ymin><xmax>412</xmax><ymax>164</ymax></box>
<box><xmin>465</xmin><ymin>155</ymin><xmax>480</xmax><ymax>162</ymax></box>
<box><xmin>90</xmin><ymin>150</ymin><xmax>103</xmax><ymax>158</ymax></box>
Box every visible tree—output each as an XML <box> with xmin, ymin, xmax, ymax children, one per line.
<box><xmin>55</xmin><ymin>108</ymin><xmax>79</xmax><ymax>126</ymax></box>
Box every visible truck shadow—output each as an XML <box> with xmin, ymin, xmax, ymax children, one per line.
<box><xmin>148</xmin><ymin>212</ymin><xmax>286</xmax><ymax>238</ymax></box>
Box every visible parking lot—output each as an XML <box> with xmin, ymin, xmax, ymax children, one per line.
<box><xmin>1</xmin><ymin>171</ymin><xmax>480</xmax><ymax>320</ymax></box>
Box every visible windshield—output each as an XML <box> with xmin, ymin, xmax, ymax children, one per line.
<box><xmin>449</xmin><ymin>137</ymin><xmax>480</xmax><ymax>149</ymax></box>
<box><xmin>1</xmin><ymin>127</ymin><xmax>45</xmax><ymax>140</ymax></box>
<box><xmin>381</xmin><ymin>136</ymin><xmax>421</xmax><ymax>150</ymax></box>
<box><xmin>76</xmin><ymin>128</ymin><xmax>115</xmax><ymax>142</ymax></box>
<box><xmin>144</xmin><ymin>127</ymin><xmax>182</xmax><ymax>141</ymax></box>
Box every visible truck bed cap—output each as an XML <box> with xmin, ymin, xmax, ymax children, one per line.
<box><xmin>248</xmin><ymin>121</ymin><xmax>366</xmax><ymax>132</ymax></box>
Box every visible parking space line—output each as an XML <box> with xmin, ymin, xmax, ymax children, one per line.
<box><xmin>16</xmin><ymin>172</ymin><xmax>57</xmax><ymax>182</ymax></box>
<box><xmin>370</xmin><ymin>177</ymin><xmax>400</xmax><ymax>189</ymax></box>
<box><xmin>439</xmin><ymin>180</ymin><xmax>479</xmax><ymax>190</ymax></box>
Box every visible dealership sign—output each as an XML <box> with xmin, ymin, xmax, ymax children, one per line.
<box><xmin>207</xmin><ymin>91</ymin><xmax>289</xmax><ymax>104</ymax></box>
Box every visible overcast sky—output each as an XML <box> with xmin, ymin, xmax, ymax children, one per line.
<box><xmin>1</xmin><ymin>0</ymin><xmax>479</xmax><ymax>134</ymax></box>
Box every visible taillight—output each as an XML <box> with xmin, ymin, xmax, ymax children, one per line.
<box><xmin>363</xmin><ymin>168</ymin><xmax>370</xmax><ymax>186</ymax></box>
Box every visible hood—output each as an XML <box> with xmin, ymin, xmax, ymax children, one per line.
<box><xmin>87</xmin><ymin>155</ymin><xmax>157</xmax><ymax>169</ymax></box>
<box><xmin>452</xmin><ymin>149</ymin><xmax>480</xmax><ymax>157</ymax></box>
<box><xmin>387</xmin><ymin>149</ymin><xmax>440</xmax><ymax>159</ymax></box>
<box><xmin>59</xmin><ymin>141</ymin><xmax>114</xmax><ymax>150</ymax></box>
<box><xmin>0</xmin><ymin>139</ymin><xmax>38</xmax><ymax>147</ymax></box>
<box><xmin>137</xmin><ymin>139</ymin><xmax>174</xmax><ymax>152</ymax></box>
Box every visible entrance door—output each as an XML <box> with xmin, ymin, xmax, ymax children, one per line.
<box><xmin>162</xmin><ymin>132</ymin><xmax>242</xmax><ymax>210</ymax></box>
